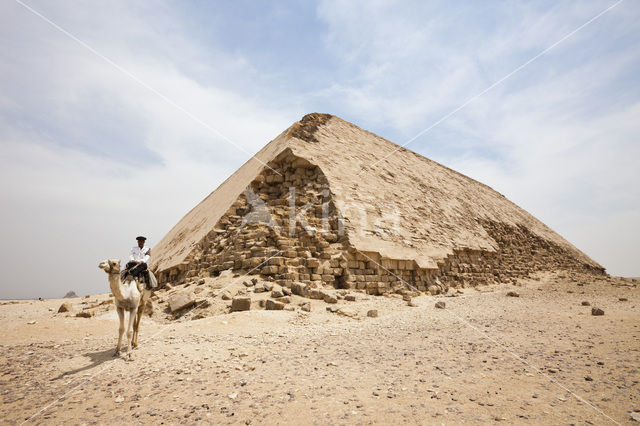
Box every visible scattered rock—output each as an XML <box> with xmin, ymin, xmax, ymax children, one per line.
<box><xmin>243</xmin><ymin>281</ymin><xmax>253</xmax><ymax>287</ymax></box>
<box><xmin>619</xmin><ymin>297</ymin><xmax>628</xmax><ymax>302</ymax></box>
<box><xmin>228</xmin><ymin>392</ymin><xmax>238</xmax><ymax>400</ymax></box>
<box><xmin>506</xmin><ymin>291</ymin><xmax>519</xmax><ymax>297</ymax></box>
<box><xmin>271</xmin><ymin>289</ymin><xmax>284</xmax><ymax>298</ymax></box>
<box><xmin>407</xmin><ymin>300</ymin><xmax>417</xmax><ymax>307</ymax></box>
<box><xmin>291</xmin><ymin>282</ymin><xmax>309</xmax><ymax>297</ymax></box>
<box><xmin>344</xmin><ymin>294</ymin><xmax>357</xmax><ymax>302</ymax></box>
<box><xmin>630</xmin><ymin>412</ymin><xmax>640</xmax><ymax>422</ymax></box>
<box><xmin>584</xmin><ymin>376</ymin><xmax>594</xmax><ymax>381</ymax></box>
<box><xmin>220</xmin><ymin>291</ymin><xmax>232</xmax><ymax>300</ymax></box>
<box><xmin>266</xmin><ymin>300</ymin><xmax>285</xmax><ymax>310</ymax></box>
<box><xmin>282</xmin><ymin>287</ymin><xmax>292</xmax><ymax>296</ymax></box>
<box><xmin>76</xmin><ymin>311</ymin><xmax>93</xmax><ymax>318</ymax></box>
<box><xmin>367</xmin><ymin>309</ymin><xmax>378</xmax><ymax>318</ymax></box>
<box><xmin>435</xmin><ymin>301</ymin><xmax>446</xmax><ymax>309</ymax></box>
<box><xmin>337</xmin><ymin>308</ymin><xmax>358</xmax><ymax>318</ymax></box>
<box><xmin>308</xmin><ymin>289</ymin><xmax>323</xmax><ymax>300</ymax></box>
<box><xmin>58</xmin><ymin>303</ymin><xmax>71</xmax><ymax>313</ymax></box>
<box><xmin>284</xmin><ymin>305</ymin><xmax>296</xmax><ymax>311</ymax></box>
<box><xmin>169</xmin><ymin>292</ymin><xmax>196</xmax><ymax>312</ymax></box>
<box><xmin>263</xmin><ymin>282</ymin><xmax>274</xmax><ymax>291</ymax></box>
<box><xmin>427</xmin><ymin>285</ymin><xmax>439</xmax><ymax>295</ymax></box>
<box><xmin>326</xmin><ymin>306</ymin><xmax>339</xmax><ymax>313</ymax></box>
<box><xmin>591</xmin><ymin>307</ymin><xmax>604</xmax><ymax>316</ymax></box>
<box><xmin>27</xmin><ymin>320</ymin><xmax>36</xmax><ymax>325</ymax></box>
<box><xmin>251</xmin><ymin>277</ymin><xmax>258</xmax><ymax>285</ymax></box>
<box><xmin>254</xmin><ymin>284</ymin><xmax>265</xmax><ymax>293</ymax></box>
<box><xmin>114</xmin><ymin>396</ymin><xmax>124</xmax><ymax>403</ymax></box>
<box><xmin>322</xmin><ymin>292</ymin><xmax>338</xmax><ymax>304</ymax></box>
<box><xmin>581</xmin><ymin>301</ymin><xmax>590</xmax><ymax>306</ymax></box>
<box><xmin>231</xmin><ymin>297</ymin><xmax>251</xmax><ymax>312</ymax></box>
<box><xmin>300</xmin><ymin>302</ymin><xmax>311</xmax><ymax>312</ymax></box>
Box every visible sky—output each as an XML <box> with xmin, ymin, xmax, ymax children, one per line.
<box><xmin>0</xmin><ymin>0</ymin><xmax>638</xmax><ymax>299</ymax></box>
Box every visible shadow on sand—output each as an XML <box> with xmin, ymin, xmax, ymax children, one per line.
<box><xmin>52</xmin><ymin>347</ymin><xmax>117</xmax><ymax>380</ymax></box>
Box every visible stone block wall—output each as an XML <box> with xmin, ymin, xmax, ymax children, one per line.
<box><xmin>157</xmin><ymin>151</ymin><xmax>605</xmax><ymax>295</ymax></box>
<box><xmin>158</xmin><ymin>150</ymin><xmax>350</xmax><ymax>290</ymax></box>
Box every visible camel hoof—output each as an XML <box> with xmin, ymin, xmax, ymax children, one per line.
<box><xmin>113</xmin><ymin>351</ymin><xmax>120</xmax><ymax>358</ymax></box>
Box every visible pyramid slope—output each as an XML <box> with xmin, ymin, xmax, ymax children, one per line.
<box><xmin>287</xmin><ymin>116</ymin><xmax>600</xmax><ymax>269</ymax></box>
<box><xmin>151</xmin><ymin>113</ymin><xmax>602</xmax><ymax>276</ymax></box>
<box><xmin>149</xmin><ymin>129</ymin><xmax>291</xmax><ymax>273</ymax></box>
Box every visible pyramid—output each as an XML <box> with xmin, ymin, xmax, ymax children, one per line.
<box><xmin>150</xmin><ymin>113</ymin><xmax>604</xmax><ymax>294</ymax></box>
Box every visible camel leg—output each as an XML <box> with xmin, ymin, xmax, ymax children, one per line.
<box><xmin>114</xmin><ymin>307</ymin><xmax>125</xmax><ymax>357</ymax></box>
<box><xmin>125</xmin><ymin>308</ymin><xmax>136</xmax><ymax>360</ymax></box>
<box><xmin>131</xmin><ymin>302</ymin><xmax>144</xmax><ymax>348</ymax></box>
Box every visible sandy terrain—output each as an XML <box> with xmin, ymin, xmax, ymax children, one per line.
<box><xmin>1</xmin><ymin>271</ymin><xmax>639</xmax><ymax>425</ymax></box>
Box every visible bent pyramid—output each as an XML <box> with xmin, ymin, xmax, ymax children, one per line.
<box><xmin>150</xmin><ymin>114</ymin><xmax>603</xmax><ymax>294</ymax></box>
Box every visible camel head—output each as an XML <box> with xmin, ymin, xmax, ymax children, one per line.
<box><xmin>99</xmin><ymin>259</ymin><xmax>121</xmax><ymax>275</ymax></box>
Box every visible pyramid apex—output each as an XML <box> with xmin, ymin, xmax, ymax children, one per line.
<box><xmin>288</xmin><ymin>113</ymin><xmax>334</xmax><ymax>142</ymax></box>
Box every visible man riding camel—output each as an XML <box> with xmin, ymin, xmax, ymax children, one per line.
<box><xmin>123</xmin><ymin>236</ymin><xmax>156</xmax><ymax>289</ymax></box>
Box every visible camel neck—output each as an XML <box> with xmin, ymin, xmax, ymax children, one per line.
<box><xmin>107</xmin><ymin>272</ymin><xmax>126</xmax><ymax>301</ymax></box>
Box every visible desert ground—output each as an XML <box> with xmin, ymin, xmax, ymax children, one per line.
<box><xmin>1</xmin><ymin>271</ymin><xmax>638</xmax><ymax>425</ymax></box>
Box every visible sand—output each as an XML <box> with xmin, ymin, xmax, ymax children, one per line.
<box><xmin>1</xmin><ymin>271</ymin><xmax>638</xmax><ymax>424</ymax></box>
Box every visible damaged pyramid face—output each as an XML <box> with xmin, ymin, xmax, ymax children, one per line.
<box><xmin>150</xmin><ymin>113</ymin><xmax>604</xmax><ymax>295</ymax></box>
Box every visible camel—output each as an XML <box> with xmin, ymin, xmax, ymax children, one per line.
<box><xmin>98</xmin><ymin>259</ymin><xmax>151</xmax><ymax>359</ymax></box>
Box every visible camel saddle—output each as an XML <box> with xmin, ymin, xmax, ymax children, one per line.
<box><xmin>121</xmin><ymin>268</ymin><xmax>158</xmax><ymax>290</ymax></box>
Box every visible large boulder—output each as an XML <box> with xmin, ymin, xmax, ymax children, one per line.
<box><xmin>266</xmin><ymin>299</ymin><xmax>285</xmax><ymax>310</ymax></box>
<box><xmin>291</xmin><ymin>282</ymin><xmax>309</xmax><ymax>297</ymax></box>
<box><xmin>169</xmin><ymin>292</ymin><xmax>196</xmax><ymax>312</ymax></box>
<box><xmin>231</xmin><ymin>296</ymin><xmax>251</xmax><ymax>312</ymax></box>
<box><xmin>321</xmin><ymin>291</ymin><xmax>338</xmax><ymax>304</ymax></box>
